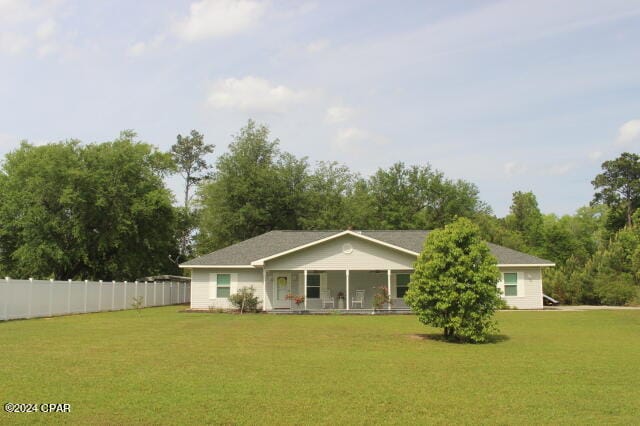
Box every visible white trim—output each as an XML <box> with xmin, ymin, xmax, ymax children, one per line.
<box><xmin>181</xmin><ymin>264</ymin><xmax>255</xmax><ymax>269</ymax></box>
<box><xmin>500</xmin><ymin>271</ymin><xmax>522</xmax><ymax>297</ymax></box>
<box><xmin>209</xmin><ymin>272</ymin><xmax>236</xmax><ymax>299</ymax></box>
<box><xmin>272</xmin><ymin>272</ymin><xmax>291</xmax><ymax>309</ymax></box>
<box><xmin>497</xmin><ymin>263</ymin><xmax>555</xmax><ymax>268</ymax></box>
<box><xmin>303</xmin><ymin>270</ymin><xmax>308</xmax><ymax>310</ymax></box>
<box><xmin>387</xmin><ymin>270</ymin><xmax>391</xmax><ymax>311</ymax></box>
<box><xmin>345</xmin><ymin>269</ymin><xmax>350</xmax><ymax>311</ymax></box>
<box><xmin>250</xmin><ymin>230</ymin><xmax>419</xmax><ymax>266</ymax></box>
<box><xmin>262</xmin><ymin>269</ymin><xmax>267</xmax><ymax>311</ymax></box>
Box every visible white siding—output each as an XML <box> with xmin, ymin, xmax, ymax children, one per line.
<box><xmin>190</xmin><ymin>268</ymin><xmax>264</xmax><ymax>310</ymax></box>
<box><xmin>497</xmin><ymin>267</ymin><xmax>543</xmax><ymax>309</ymax></box>
<box><xmin>264</xmin><ymin>235</ymin><xmax>416</xmax><ymax>271</ymax></box>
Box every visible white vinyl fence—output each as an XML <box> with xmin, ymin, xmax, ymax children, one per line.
<box><xmin>0</xmin><ymin>278</ymin><xmax>190</xmax><ymax>321</ymax></box>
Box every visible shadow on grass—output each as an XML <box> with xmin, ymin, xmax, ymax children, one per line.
<box><xmin>408</xmin><ymin>333</ymin><xmax>510</xmax><ymax>344</ymax></box>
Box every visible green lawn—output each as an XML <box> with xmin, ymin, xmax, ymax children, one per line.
<box><xmin>1</xmin><ymin>308</ymin><xmax>639</xmax><ymax>425</ymax></box>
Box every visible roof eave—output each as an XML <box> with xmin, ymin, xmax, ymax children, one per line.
<box><xmin>250</xmin><ymin>230</ymin><xmax>420</xmax><ymax>266</ymax></box>
<box><xmin>179</xmin><ymin>264</ymin><xmax>257</xmax><ymax>269</ymax></box>
<box><xmin>497</xmin><ymin>263</ymin><xmax>555</xmax><ymax>267</ymax></box>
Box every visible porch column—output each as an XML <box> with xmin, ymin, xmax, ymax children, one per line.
<box><xmin>387</xmin><ymin>269</ymin><xmax>391</xmax><ymax>311</ymax></box>
<box><xmin>346</xmin><ymin>269</ymin><xmax>350</xmax><ymax>310</ymax></box>
<box><xmin>303</xmin><ymin>270</ymin><xmax>308</xmax><ymax>310</ymax></box>
<box><xmin>263</xmin><ymin>269</ymin><xmax>267</xmax><ymax>311</ymax></box>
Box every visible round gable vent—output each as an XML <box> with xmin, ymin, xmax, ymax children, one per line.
<box><xmin>342</xmin><ymin>243</ymin><xmax>353</xmax><ymax>254</ymax></box>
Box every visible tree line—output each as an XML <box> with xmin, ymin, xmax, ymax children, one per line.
<box><xmin>1</xmin><ymin>120</ymin><xmax>638</xmax><ymax>305</ymax></box>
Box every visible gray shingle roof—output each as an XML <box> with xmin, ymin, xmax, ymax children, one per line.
<box><xmin>181</xmin><ymin>230</ymin><xmax>554</xmax><ymax>267</ymax></box>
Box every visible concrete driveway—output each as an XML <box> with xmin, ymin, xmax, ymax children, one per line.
<box><xmin>544</xmin><ymin>305</ymin><xmax>640</xmax><ymax>311</ymax></box>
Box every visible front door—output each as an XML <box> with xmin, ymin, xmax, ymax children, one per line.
<box><xmin>273</xmin><ymin>273</ymin><xmax>291</xmax><ymax>308</ymax></box>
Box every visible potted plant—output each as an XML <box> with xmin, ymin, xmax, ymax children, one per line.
<box><xmin>285</xmin><ymin>293</ymin><xmax>305</xmax><ymax>313</ymax></box>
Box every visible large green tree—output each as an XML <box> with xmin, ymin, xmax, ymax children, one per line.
<box><xmin>592</xmin><ymin>152</ymin><xmax>640</xmax><ymax>228</ymax></box>
<box><xmin>299</xmin><ymin>161</ymin><xmax>359</xmax><ymax>230</ymax></box>
<box><xmin>0</xmin><ymin>132</ymin><xmax>179</xmax><ymax>280</ymax></box>
<box><xmin>364</xmin><ymin>162</ymin><xmax>489</xmax><ymax>230</ymax></box>
<box><xmin>171</xmin><ymin>130</ymin><xmax>215</xmax><ymax>211</ymax></box>
<box><xmin>196</xmin><ymin>120</ymin><xmax>309</xmax><ymax>252</ymax></box>
<box><xmin>505</xmin><ymin>191</ymin><xmax>544</xmax><ymax>248</ymax></box>
<box><xmin>170</xmin><ymin>130</ymin><xmax>215</xmax><ymax>259</ymax></box>
<box><xmin>404</xmin><ymin>217</ymin><xmax>502</xmax><ymax>343</ymax></box>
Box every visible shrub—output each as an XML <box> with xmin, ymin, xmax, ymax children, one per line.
<box><xmin>372</xmin><ymin>286</ymin><xmax>391</xmax><ymax>311</ymax></box>
<box><xmin>228</xmin><ymin>286</ymin><xmax>260</xmax><ymax>313</ymax></box>
<box><xmin>594</xmin><ymin>273</ymin><xmax>636</xmax><ymax>305</ymax></box>
<box><xmin>404</xmin><ymin>217</ymin><xmax>502</xmax><ymax>343</ymax></box>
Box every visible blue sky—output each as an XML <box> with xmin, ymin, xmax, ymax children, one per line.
<box><xmin>1</xmin><ymin>0</ymin><xmax>640</xmax><ymax>217</ymax></box>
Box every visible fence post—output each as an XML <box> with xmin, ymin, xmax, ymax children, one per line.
<box><xmin>162</xmin><ymin>282</ymin><xmax>165</xmax><ymax>305</ymax></box>
<box><xmin>84</xmin><ymin>280</ymin><xmax>88</xmax><ymax>313</ymax></box>
<box><xmin>111</xmin><ymin>280</ymin><xmax>115</xmax><ymax>311</ymax></box>
<box><xmin>135</xmin><ymin>281</ymin><xmax>138</xmax><ymax>302</ymax></box>
<box><xmin>3</xmin><ymin>277</ymin><xmax>8</xmax><ymax>321</ymax></box>
<box><xmin>27</xmin><ymin>278</ymin><xmax>33</xmax><ymax>319</ymax></box>
<box><xmin>67</xmin><ymin>279</ymin><xmax>72</xmax><ymax>314</ymax></box>
<box><xmin>49</xmin><ymin>278</ymin><xmax>54</xmax><ymax>317</ymax></box>
<box><xmin>153</xmin><ymin>282</ymin><xmax>157</xmax><ymax>307</ymax></box>
<box><xmin>98</xmin><ymin>280</ymin><xmax>103</xmax><ymax>311</ymax></box>
<box><xmin>123</xmin><ymin>281</ymin><xmax>127</xmax><ymax>310</ymax></box>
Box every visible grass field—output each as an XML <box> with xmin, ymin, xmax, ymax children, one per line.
<box><xmin>1</xmin><ymin>307</ymin><xmax>639</xmax><ymax>425</ymax></box>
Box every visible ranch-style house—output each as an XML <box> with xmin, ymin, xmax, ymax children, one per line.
<box><xmin>181</xmin><ymin>230</ymin><xmax>555</xmax><ymax>311</ymax></box>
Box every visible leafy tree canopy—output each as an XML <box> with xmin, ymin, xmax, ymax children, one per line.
<box><xmin>0</xmin><ymin>132</ymin><xmax>178</xmax><ymax>280</ymax></box>
<box><xmin>592</xmin><ymin>152</ymin><xmax>640</xmax><ymax>228</ymax></box>
<box><xmin>196</xmin><ymin>120</ymin><xmax>309</xmax><ymax>252</ymax></box>
<box><xmin>404</xmin><ymin>217</ymin><xmax>502</xmax><ymax>343</ymax></box>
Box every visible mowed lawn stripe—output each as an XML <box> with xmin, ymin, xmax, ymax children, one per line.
<box><xmin>1</xmin><ymin>307</ymin><xmax>639</xmax><ymax>424</ymax></box>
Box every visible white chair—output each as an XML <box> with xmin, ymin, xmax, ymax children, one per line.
<box><xmin>352</xmin><ymin>290</ymin><xmax>365</xmax><ymax>309</ymax></box>
<box><xmin>320</xmin><ymin>289</ymin><xmax>334</xmax><ymax>309</ymax></box>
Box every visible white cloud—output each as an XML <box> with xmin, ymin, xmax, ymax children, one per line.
<box><xmin>325</xmin><ymin>105</ymin><xmax>355</xmax><ymax>124</ymax></box>
<box><xmin>127</xmin><ymin>41</ymin><xmax>147</xmax><ymax>57</ymax></box>
<box><xmin>37</xmin><ymin>42</ymin><xmax>58</xmax><ymax>57</ymax></box>
<box><xmin>615</xmin><ymin>119</ymin><xmax>640</xmax><ymax>146</ymax></box>
<box><xmin>174</xmin><ymin>0</ymin><xmax>265</xmax><ymax>42</ymax></box>
<box><xmin>207</xmin><ymin>76</ymin><xmax>311</xmax><ymax>113</ymax></box>
<box><xmin>306</xmin><ymin>39</ymin><xmax>329</xmax><ymax>53</ymax></box>
<box><xmin>126</xmin><ymin>34</ymin><xmax>166</xmax><ymax>57</ymax></box>
<box><xmin>0</xmin><ymin>31</ymin><xmax>28</xmax><ymax>54</ymax></box>
<box><xmin>332</xmin><ymin>127</ymin><xmax>388</xmax><ymax>154</ymax></box>
<box><xmin>36</xmin><ymin>18</ymin><xmax>56</xmax><ymax>40</ymax></box>
<box><xmin>0</xmin><ymin>1</ymin><xmax>65</xmax><ymax>56</ymax></box>
<box><xmin>544</xmin><ymin>162</ymin><xmax>574</xmax><ymax>176</ymax></box>
<box><xmin>504</xmin><ymin>161</ymin><xmax>527</xmax><ymax>177</ymax></box>
<box><xmin>588</xmin><ymin>150</ymin><xmax>603</xmax><ymax>161</ymax></box>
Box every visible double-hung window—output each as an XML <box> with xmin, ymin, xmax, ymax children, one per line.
<box><xmin>216</xmin><ymin>274</ymin><xmax>231</xmax><ymax>298</ymax></box>
<box><xmin>306</xmin><ymin>274</ymin><xmax>321</xmax><ymax>298</ymax></box>
<box><xmin>503</xmin><ymin>273</ymin><xmax>518</xmax><ymax>296</ymax></box>
<box><xmin>396</xmin><ymin>274</ymin><xmax>410</xmax><ymax>298</ymax></box>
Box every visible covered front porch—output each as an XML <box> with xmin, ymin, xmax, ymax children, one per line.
<box><xmin>264</xmin><ymin>269</ymin><xmax>411</xmax><ymax>312</ymax></box>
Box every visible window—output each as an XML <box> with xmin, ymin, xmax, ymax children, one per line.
<box><xmin>503</xmin><ymin>273</ymin><xmax>517</xmax><ymax>296</ymax></box>
<box><xmin>396</xmin><ymin>274</ymin><xmax>410</xmax><ymax>298</ymax></box>
<box><xmin>306</xmin><ymin>274</ymin><xmax>320</xmax><ymax>298</ymax></box>
<box><xmin>217</xmin><ymin>274</ymin><xmax>231</xmax><ymax>298</ymax></box>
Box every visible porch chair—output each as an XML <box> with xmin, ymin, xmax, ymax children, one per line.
<box><xmin>352</xmin><ymin>290</ymin><xmax>365</xmax><ymax>309</ymax></box>
<box><xmin>320</xmin><ymin>289</ymin><xmax>335</xmax><ymax>309</ymax></box>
